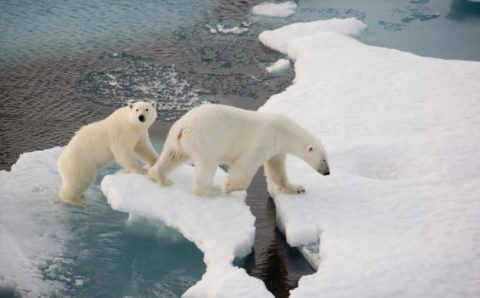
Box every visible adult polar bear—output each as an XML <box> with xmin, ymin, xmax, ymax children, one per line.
<box><xmin>148</xmin><ymin>104</ymin><xmax>330</xmax><ymax>197</ymax></box>
<box><xmin>58</xmin><ymin>101</ymin><xmax>158</xmax><ymax>206</ymax></box>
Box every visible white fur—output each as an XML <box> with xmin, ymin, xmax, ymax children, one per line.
<box><xmin>148</xmin><ymin>104</ymin><xmax>329</xmax><ymax>197</ymax></box>
<box><xmin>57</xmin><ymin>101</ymin><xmax>158</xmax><ymax>206</ymax></box>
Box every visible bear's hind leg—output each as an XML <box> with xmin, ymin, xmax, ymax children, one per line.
<box><xmin>225</xmin><ymin>162</ymin><xmax>258</xmax><ymax>193</ymax></box>
<box><xmin>148</xmin><ymin>148</ymin><xmax>188</xmax><ymax>186</ymax></box>
<box><xmin>193</xmin><ymin>161</ymin><xmax>221</xmax><ymax>197</ymax></box>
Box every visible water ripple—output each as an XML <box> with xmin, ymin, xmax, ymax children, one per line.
<box><xmin>76</xmin><ymin>53</ymin><xmax>209</xmax><ymax>121</ymax></box>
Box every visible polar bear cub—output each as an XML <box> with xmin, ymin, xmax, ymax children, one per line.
<box><xmin>58</xmin><ymin>101</ymin><xmax>158</xmax><ymax>206</ymax></box>
<box><xmin>148</xmin><ymin>104</ymin><xmax>330</xmax><ymax>197</ymax></box>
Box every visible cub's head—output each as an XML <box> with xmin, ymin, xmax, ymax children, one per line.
<box><xmin>304</xmin><ymin>139</ymin><xmax>330</xmax><ymax>176</ymax></box>
<box><xmin>127</xmin><ymin>101</ymin><xmax>157</xmax><ymax>127</ymax></box>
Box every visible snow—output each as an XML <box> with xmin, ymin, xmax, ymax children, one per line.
<box><xmin>252</xmin><ymin>1</ymin><xmax>297</xmax><ymax>18</ymax></box>
<box><xmin>0</xmin><ymin>147</ymin><xmax>69</xmax><ymax>297</ymax></box>
<box><xmin>266</xmin><ymin>58</ymin><xmax>290</xmax><ymax>74</ymax></box>
<box><xmin>101</xmin><ymin>166</ymin><xmax>273</xmax><ymax>297</ymax></box>
<box><xmin>259</xmin><ymin>18</ymin><xmax>480</xmax><ymax>297</ymax></box>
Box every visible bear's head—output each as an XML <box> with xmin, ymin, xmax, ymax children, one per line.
<box><xmin>127</xmin><ymin>101</ymin><xmax>157</xmax><ymax>127</ymax></box>
<box><xmin>304</xmin><ymin>139</ymin><xmax>330</xmax><ymax>176</ymax></box>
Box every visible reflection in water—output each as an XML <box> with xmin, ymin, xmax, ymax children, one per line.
<box><xmin>245</xmin><ymin>170</ymin><xmax>315</xmax><ymax>298</ymax></box>
<box><xmin>448</xmin><ymin>0</ymin><xmax>480</xmax><ymax>20</ymax></box>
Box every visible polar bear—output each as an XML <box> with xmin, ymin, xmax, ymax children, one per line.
<box><xmin>57</xmin><ymin>101</ymin><xmax>158</xmax><ymax>206</ymax></box>
<box><xmin>148</xmin><ymin>104</ymin><xmax>330</xmax><ymax>197</ymax></box>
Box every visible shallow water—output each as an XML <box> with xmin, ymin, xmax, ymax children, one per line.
<box><xmin>53</xmin><ymin>161</ymin><xmax>206</xmax><ymax>297</ymax></box>
<box><xmin>1</xmin><ymin>0</ymin><xmax>479</xmax><ymax>297</ymax></box>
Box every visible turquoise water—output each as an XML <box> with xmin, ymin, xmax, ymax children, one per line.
<box><xmin>1</xmin><ymin>0</ymin><xmax>479</xmax><ymax>297</ymax></box>
<box><xmin>293</xmin><ymin>0</ymin><xmax>480</xmax><ymax>61</ymax></box>
<box><xmin>55</xmin><ymin>164</ymin><xmax>206</xmax><ymax>297</ymax></box>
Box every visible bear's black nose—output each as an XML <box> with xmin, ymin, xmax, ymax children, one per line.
<box><xmin>139</xmin><ymin>115</ymin><xmax>145</xmax><ymax>122</ymax></box>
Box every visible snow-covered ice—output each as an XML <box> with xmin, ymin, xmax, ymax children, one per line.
<box><xmin>259</xmin><ymin>18</ymin><xmax>367</xmax><ymax>56</ymax></box>
<box><xmin>266</xmin><ymin>58</ymin><xmax>290</xmax><ymax>74</ymax></box>
<box><xmin>259</xmin><ymin>18</ymin><xmax>480</xmax><ymax>297</ymax></box>
<box><xmin>101</xmin><ymin>166</ymin><xmax>273</xmax><ymax>297</ymax></box>
<box><xmin>0</xmin><ymin>147</ymin><xmax>69</xmax><ymax>297</ymax></box>
<box><xmin>252</xmin><ymin>1</ymin><xmax>297</xmax><ymax>18</ymax></box>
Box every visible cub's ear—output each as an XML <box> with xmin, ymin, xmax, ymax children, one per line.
<box><xmin>150</xmin><ymin>101</ymin><xmax>157</xmax><ymax>108</ymax></box>
<box><xmin>127</xmin><ymin>100</ymin><xmax>134</xmax><ymax>110</ymax></box>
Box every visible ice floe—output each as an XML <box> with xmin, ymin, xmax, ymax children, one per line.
<box><xmin>259</xmin><ymin>18</ymin><xmax>480</xmax><ymax>297</ymax></box>
<box><xmin>266</xmin><ymin>58</ymin><xmax>290</xmax><ymax>74</ymax></box>
<box><xmin>0</xmin><ymin>147</ymin><xmax>69</xmax><ymax>297</ymax></box>
<box><xmin>252</xmin><ymin>1</ymin><xmax>297</xmax><ymax>18</ymax></box>
<box><xmin>101</xmin><ymin>166</ymin><xmax>273</xmax><ymax>297</ymax></box>
<box><xmin>207</xmin><ymin>23</ymin><xmax>250</xmax><ymax>35</ymax></box>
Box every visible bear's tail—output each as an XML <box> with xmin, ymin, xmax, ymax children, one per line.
<box><xmin>162</xmin><ymin>121</ymin><xmax>189</xmax><ymax>162</ymax></box>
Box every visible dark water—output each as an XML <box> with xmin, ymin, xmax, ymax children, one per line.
<box><xmin>1</xmin><ymin>0</ymin><xmax>479</xmax><ymax>297</ymax></box>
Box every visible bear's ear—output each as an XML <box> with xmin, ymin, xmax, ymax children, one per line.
<box><xmin>127</xmin><ymin>100</ymin><xmax>134</xmax><ymax>110</ymax></box>
<box><xmin>150</xmin><ymin>101</ymin><xmax>157</xmax><ymax>108</ymax></box>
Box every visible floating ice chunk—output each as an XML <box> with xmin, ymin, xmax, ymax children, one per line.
<box><xmin>259</xmin><ymin>18</ymin><xmax>367</xmax><ymax>55</ymax></box>
<box><xmin>0</xmin><ymin>147</ymin><xmax>69</xmax><ymax>297</ymax></box>
<box><xmin>101</xmin><ymin>165</ymin><xmax>273</xmax><ymax>297</ymax></box>
<box><xmin>216</xmin><ymin>25</ymin><xmax>249</xmax><ymax>35</ymax></box>
<box><xmin>207</xmin><ymin>24</ymin><xmax>250</xmax><ymax>35</ymax></box>
<box><xmin>206</xmin><ymin>25</ymin><xmax>218</xmax><ymax>34</ymax></box>
<box><xmin>252</xmin><ymin>1</ymin><xmax>297</xmax><ymax>18</ymax></box>
<box><xmin>266</xmin><ymin>58</ymin><xmax>290</xmax><ymax>73</ymax></box>
<box><xmin>259</xmin><ymin>18</ymin><xmax>480</xmax><ymax>297</ymax></box>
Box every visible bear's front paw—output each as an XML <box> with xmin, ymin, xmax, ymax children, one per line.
<box><xmin>282</xmin><ymin>183</ymin><xmax>305</xmax><ymax>194</ymax></box>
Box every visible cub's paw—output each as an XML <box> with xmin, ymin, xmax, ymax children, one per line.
<box><xmin>126</xmin><ymin>167</ymin><xmax>147</xmax><ymax>175</ymax></box>
<box><xmin>194</xmin><ymin>185</ymin><xmax>222</xmax><ymax>197</ymax></box>
<box><xmin>147</xmin><ymin>170</ymin><xmax>172</xmax><ymax>187</ymax></box>
<box><xmin>160</xmin><ymin>178</ymin><xmax>173</xmax><ymax>187</ymax></box>
<box><xmin>60</xmin><ymin>196</ymin><xmax>86</xmax><ymax>207</ymax></box>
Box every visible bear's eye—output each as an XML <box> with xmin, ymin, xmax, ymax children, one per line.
<box><xmin>309</xmin><ymin>146</ymin><xmax>313</xmax><ymax>152</ymax></box>
<box><xmin>136</xmin><ymin>109</ymin><xmax>139</xmax><ymax>112</ymax></box>
<box><xmin>146</xmin><ymin>108</ymin><xmax>149</xmax><ymax>112</ymax></box>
